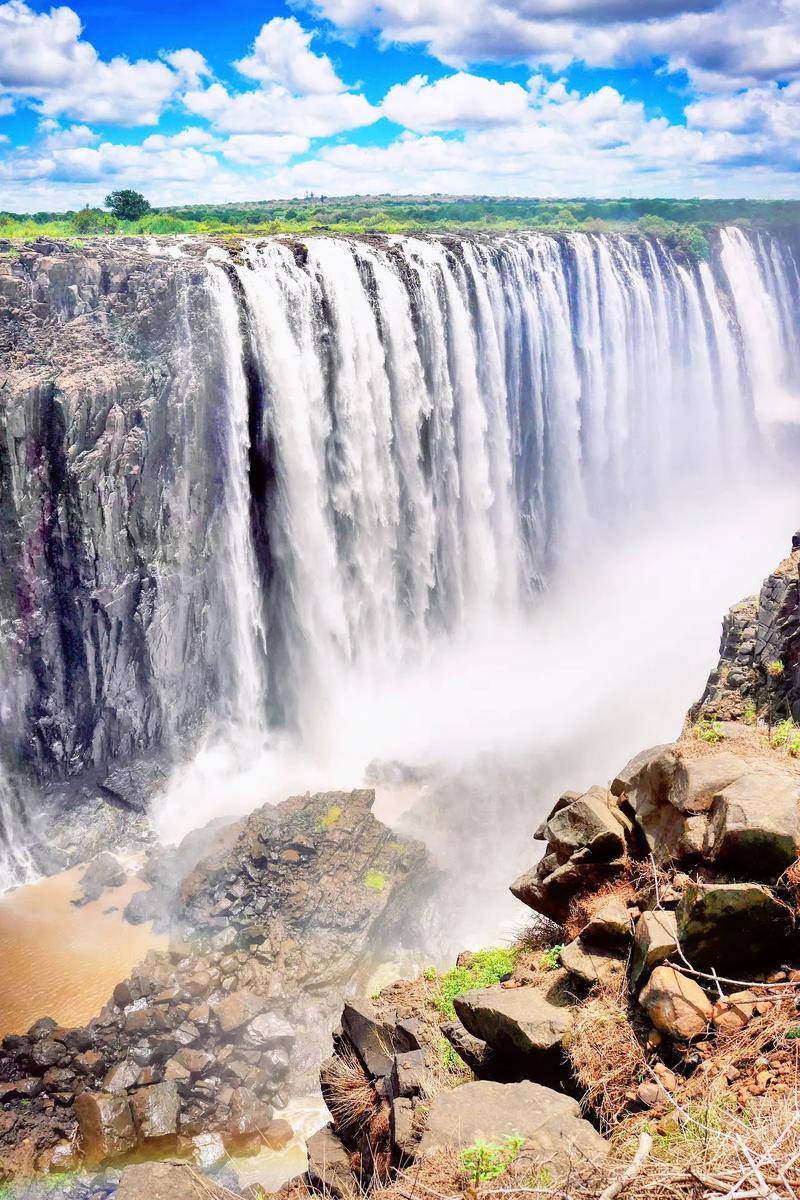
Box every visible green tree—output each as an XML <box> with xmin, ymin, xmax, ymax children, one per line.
<box><xmin>72</xmin><ymin>206</ymin><xmax>117</xmax><ymax>233</ymax></box>
<box><xmin>104</xmin><ymin>190</ymin><xmax>151</xmax><ymax>221</ymax></box>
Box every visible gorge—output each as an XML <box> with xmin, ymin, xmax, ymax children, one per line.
<box><xmin>2</xmin><ymin>224</ymin><xmax>800</xmax><ymax>1193</ymax></box>
<box><xmin>2</xmin><ymin>226</ymin><xmax>800</xmax><ymax>883</ymax></box>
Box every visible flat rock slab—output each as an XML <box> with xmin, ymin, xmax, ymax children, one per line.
<box><xmin>454</xmin><ymin>986</ymin><xmax>572</xmax><ymax>1058</ymax></box>
<box><xmin>581</xmin><ymin>897</ymin><xmax>632</xmax><ymax>947</ymax></box>
<box><xmin>669</xmin><ymin>754</ymin><xmax>747</xmax><ymax>813</ymax></box>
<box><xmin>559</xmin><ymin>938</ymin><xmax>625</xmax><ymax>986</ymax></box>
<box><xmin>420</xmin><ymin>1080</ymin><xmax>608</xmax><ymax>1178</ymax></box>
<box><xmin>116</xmin><ymin>1161</ymin><xmax>229</xmax><ymax>1200</ymax></box>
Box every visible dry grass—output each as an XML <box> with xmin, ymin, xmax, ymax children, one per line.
<box><xmin>321</xmin><ymin>1046</ymin><xmax>381</xmax><ymax>1137</ymax></box>
<box><xmin>568</xmin><ymin>975</ymin><xmax>649</xmax><ymax>1128</ymax></box>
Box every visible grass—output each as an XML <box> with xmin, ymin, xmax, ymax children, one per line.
<box><xmin>438</xmin><ymin>1038</ymin><xmax>467</xmax><ymax>1075</ymax></box>
<box><xmin>744</xmin><ymin>700</ymin><xmax>758</xmax><ymax>725</ymax></box>
<box><xmin>364</xmin><ymin>869</ymin><xmax>387</xmax><ymax>893</ymax></box>
<box><xmin>430</xmin><ymin>947</ymin><xmax>518</xmax><ymax>1019</ymax></box>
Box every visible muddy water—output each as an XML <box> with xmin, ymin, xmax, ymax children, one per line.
<box><xmin>0</xmin><ymin>866</ymin><xmax>167</xmax><ymax>1037</ymax></box>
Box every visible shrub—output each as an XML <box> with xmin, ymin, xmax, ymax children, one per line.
<box><xmin>71</xmin><ymin>206</ymin><xmax>117</xmax><ymax>233</ymax></box>
<box><xmin>694</xmin><ymin>716</ymin><xmax>724</xmax><ymax>744</ymax></box>
<box><xmin>432</xmin><ymin>947</ymin><xmax>517</xmax><ymax>1019</ymax></box>
<box><xmin>539</xmin><ymin>944</ymin><xmax>563</xmax><ymax>971</ymax></box>
<box><xmin>767</xmin><ymin>659</ymin><xmax>786</xmax><ymax>678</ymax></box>
<box><xmin>743</xmin><ymin>699</ymin><xmax>757</xmax><ymax>725</ymax></box>
<box><xmin>462</xmin><ymin>1135</ymin><xmax>524</xmax><ymax>1183</ymax></box>
<box><xmin>364</xmin><ymin>869</ymin><xmax>387</xmax><ymax>892</ymax></box>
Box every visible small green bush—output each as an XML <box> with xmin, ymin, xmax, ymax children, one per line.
<box><xmin>767</xmin><ymin>659</ymin><xmax>786</xmax><ymax>678</ymax></box>
<box><xmin>694</xmin><ymin>716</ymin><xmax>724</xmax><ymax>744</ymax></box>
<box><xmin>462</xmin><ymin>1135</ymin><xmax>525</xmax><ymax>1183</ymax></box>
<box><xmin>743</xmin><ymin>699</ymin><xmax>757</xmax><ymax>725</ymax></box>
<box><xmin>439</xmin><ymin>1038</ymin><xmax>466</xmax><ymax>1073</ymax></box>
<box><xmin>432</xmin><ymin>947</ymin><xmax>517</xmax><ymax>1019</ymax></box>
<box><xmin>539</xmin><ymin>944</ymin><xmax>563</xmax><ymax>971</ymax></box>
<box><xmin>364</xmin><ymin>869</ymin><xmax>387</xmax><ymax>893</ymax></box>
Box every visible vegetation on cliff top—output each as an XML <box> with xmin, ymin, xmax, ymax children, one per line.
<box><xmin>2</xmin><ymin>196</ymin><xmax>799</xmax><ymax>259</ymax></box>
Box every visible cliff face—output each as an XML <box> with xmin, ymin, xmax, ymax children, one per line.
<box><xmin>0</xmin><ymin>239</ymin><xmax>238</xmax><ymax>794</ymax></box>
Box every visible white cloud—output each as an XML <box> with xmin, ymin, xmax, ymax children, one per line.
<box><xmin>221</xmin><ymin>133</ymin><xmax>311</xmax><ymax>164</ymax></box>
<box><xmin>382</xmin><ymin>73</ymin><xmax>530</xmax><ymax>131</ymax></box>
<box><xmin>184</xmin><ymin>80</ymin><xmax>378</xmax><ymax>136</ymax></box>
<box><xmin>300</xmin><ymin>0</ymin><xmax>800</xmax><ymax>92</ymax></box>
<box><xmin>0</xmin><ymin>1</ymin><xmax>208</xmax><ymax>124</ymax></box>
<box><xmin>235</xmin><ymin>16</ymin><xmax>344</xmax><ymax>94</ymax></box>
<box><xmin>269</xmin><ymin>75</ymin><xmax>800</xmax><ymax>197</ymax></box>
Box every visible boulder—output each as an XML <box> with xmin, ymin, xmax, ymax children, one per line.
<box><xmin>263</xmin><ymin>1118</ymin><xmax>293</xmax><ymax>1151</ymax></box>
<box><xmin>390</xmin><ymin>1050</ymin><xmax>431</xmax><ymax>1099</ymax></box>
<box><xmin>705</xmin><ymin>770</ymin><xmax>800</xmax><ymax>880</ymax></box>
<box><xmin>116</xmin><ymin>1162</ymin><xmax>228</xmax><ymax>1200</ymax></box>
<box><xmin>79</xmin><ymin>851</ymin><xmax>127</xmax><ymax>902</ymax></box>
<box><xmin>306</xmin><ymin>1126</ymin><xmax>358</xmax><ymax>1198</ymax></box>
<box><xmin>74</xmin><ymin>1092</ymin><xmax>136</xmax><ymax>1163</ymax></box>
<box><xmin>630</xmin><ymin>911</ymin><xmax>678</xmax><ymax>987</ymax></box>
<box><xmin>639</xmin><ymin>967</ymin><xmax>712</xmax><ymax>1040</ymax></box>
<box><xmin>453</xmin><ymin>986</ymin><xmax>571</xmax><ymax>1060</ymax></box>
<box><xmin>669</xmin><ymin>754</ymin><xmax>747</xmax><ymax>813</ymax></box>
<box><xmin>441</xmin><ymin>1020</ymin><xmax>497</xmax><ymax>1074</ymax></box>
<box><xmin>391</xmin><ymin>1097</ymin><xmax>418</xmax><ymax>1161</ymax></box>
<box><xmin>211</xmin><ymin>990</ymin><xmax>267</xmax><ymax>1034</ymax></box>
<box><xmin>545</xmin><ymin>791</ymin><xmax>626</xmax><ymax>863</ymax></box>
<box><xmin>342</xmin><ymin>997</ymin><xmax>398</xmax><ymax>1077</ymax></box>
<box><xmin>511</xmin><ymin>857</ymin><xmax>623</xmax><ymax>926</ymax></box>
<box><xmin>559</xmin><ymin>939</ymin><xmax>625</xmax><ymax>986</ymax></box>
<box><xmin>581</xmin><ymin>897</ymin><xmax>631</xmax><ymax>947</ymax></box>
<box><xmin>420</xmin><ymin>1080</ymin><xmax>608</xmax><ymax>1177</ymax></box>
<box><xmin>611</xmin><ymin>745</ymin><xmax>674</xmax><ymax>798</ymax></box>
<box><xmin>227</xmin><ymin>1087</ymin><xmax>274</xmax><ymax>1137</ymax></box>
<box><xmin>712</xmin><ymin>990</ymin><xmax>759</xmax><ymax>1033</ymax></box>
<box><xmin>244</xmin><ymin>1012</ymin><xmax>295</xmax><ymax>1049</ymax></box>
<box><xmin>677</xmin><ymin>882</ymin><xmax>794</xmax><ymax>971</ymax></box>
<box><xmin>130</xmin><ymin>1082</ymin><xmax>180</xmax><ymax>1141</ymax></box>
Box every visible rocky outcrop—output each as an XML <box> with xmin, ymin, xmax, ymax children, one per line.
<box><xmin>0</xmin><ymin>788</ymin><xmax>432</xmax><ymax>1181</ymax></box>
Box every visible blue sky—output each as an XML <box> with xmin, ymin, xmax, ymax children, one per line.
<box><xmin>0</xmin><ymin>0</ymin><xmax>798</xmax><ymax>210</ymax></box>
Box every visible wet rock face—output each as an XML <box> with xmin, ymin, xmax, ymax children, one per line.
<box><xmin>698</xmin><ymin>541</ymin><xmax>800</xmax><ymax>723</ymax></box>
<box><xmin>0</xmin><ymin>238</ymin><xmax>239</xmax><ymax>802</ymax></box>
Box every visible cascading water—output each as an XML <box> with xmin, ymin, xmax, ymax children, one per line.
<box><xmin>3</xmin><ymin>225</ymin><xmax>800</xmax><ymax>871</ymax></box>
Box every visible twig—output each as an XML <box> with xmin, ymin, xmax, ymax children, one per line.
<box><xmin>598</xmin><ymin>1132</ymin><xmax>653</xmax><ymax>1200</ymax></box>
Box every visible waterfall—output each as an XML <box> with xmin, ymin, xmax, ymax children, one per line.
<box><xmin>0</xmin><ymin>762</ymin><xmax>35</xmax><ymax>890</ymax></box>
<box><xmin>225</xmin><ymin>228</ymin><xmax>798</xmax><ymax>743</ymax></box>
<box><xmin>4</xmin><ymin>225</ymin><xmax>800</xmax><ymax>862</ymax></box>
<box><xmin>205</xmin><ymin>262</ymin><xmax>268</xmax><ymax>729</ymax></box>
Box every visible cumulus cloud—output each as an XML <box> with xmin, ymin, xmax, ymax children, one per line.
<box><xmin>184</xmin><ymin>80</ymin><xmax>378</xmax><ymax>136</ymax></box>
<box><xmin>300</xmin><ymin>0</ymin><xmax>800</xmax><ymax>91</ymax></box>
<box><xmin>235</xmin><ymin>16</ymin><xmax>344</xmax><ymax>94</ymax></box>
<box><xmin>382</xmin><ymin>73</ymin><xmax>530</xmax><ymax>132</ymax></box>
<box><xmin>0</xmin><ymin>1</ymin><xmax>208</xmax><ymax>124</ymax></box>
<box><xmin>221</xmin><ymin>133</ymin><xmax>311</xmax><ymax>164</ymax></box>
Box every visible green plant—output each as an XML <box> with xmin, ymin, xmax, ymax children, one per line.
<box><xmin>432</xmin><ymin>947</ymin><xmax>518</xmax><ymax>1019</ymax></box>
<box><xmin>439</xmin><ymin>1038</ymin><xmax>466</xmax><ymax>1073</ymax></box>
<box><xmin>539</xmin><ymin>944</ymin><xmax>564</xmax><ymax>970</ymax></box>
<box><xmin>422</xmin><ymin>966</ymin><xmax>437</xmax><ymax>981</ymax></box>
<box><xmin>364</xmin><ymin>869</ymin><xmax>387</xmax><ymax>892</ymax></box>
<box><xmin>462</xmin><ymin>1135</ymin><xmax>525</xmax><ymax>1183</ymax></box>
<box><xmin>769</xmin><ymin>719</ymin><xmax>800</xmax><ymax>755</ymax></box>
<box><xmin>785</xmin><ymin>1026</ymin><xmax>800</xmax><ymax>1040</ymax></box>
<box><xmin>318</xmin><ymin>803</ymin><xmax>342</xmax><ymax>830</ymax></box>
<box><xmin>694</xmin><ymin>716</ymin><xmax>724</xmax><ymax>744</ymax></box>
<box><xmin>743</xmin><ymin>699</ymin><xmax>757</xmax><ymax>725</ymax></box>
<box><xmin>767</xmin><ymin>659</ymin><xmax>786</xmax><ymax>678</ymax></box>
<box><xmin>105</xmin><ymin>189</ymin><xmax>151</xmax><ymax>221</ymax></box>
